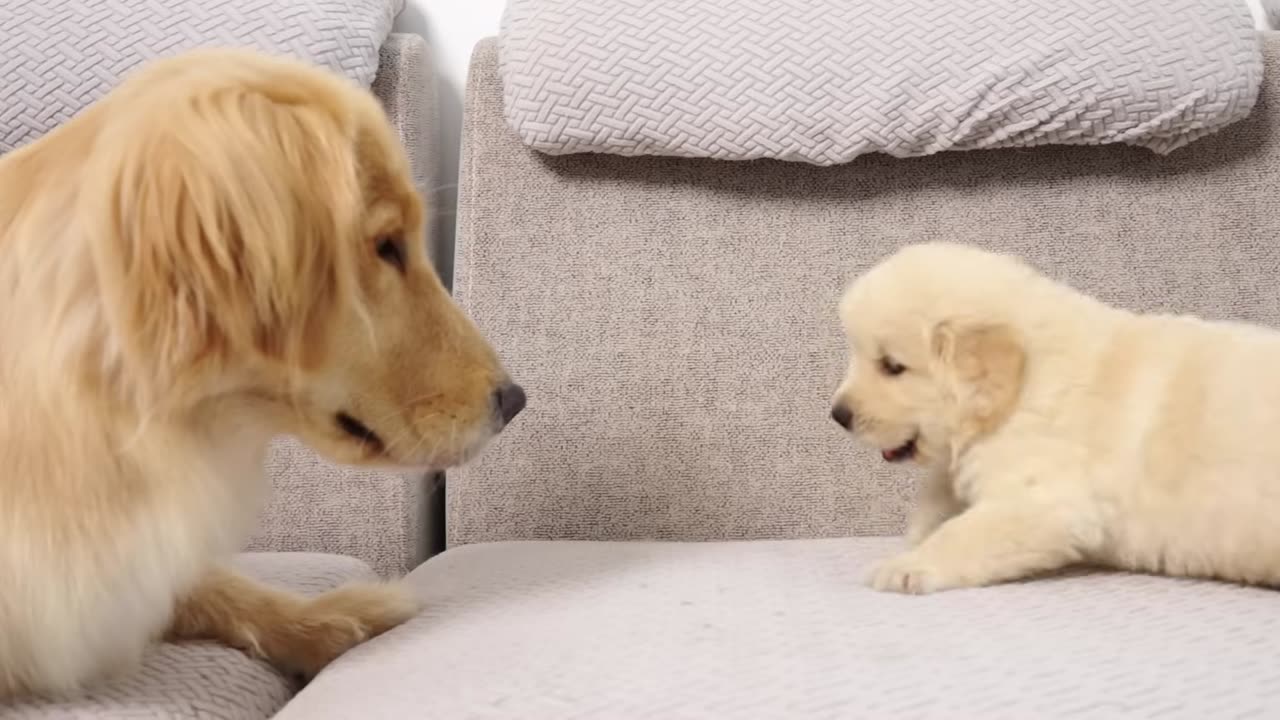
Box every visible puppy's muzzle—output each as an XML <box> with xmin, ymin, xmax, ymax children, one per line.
<box><xmin>493</xmin><ymin>382</ymin><xmax>527</xmax><ymax>426</ymax></box>
<box><xmin>830</xmin><ymin>403</ymin><xmax>854</xmax><ymax>431</ymax></box>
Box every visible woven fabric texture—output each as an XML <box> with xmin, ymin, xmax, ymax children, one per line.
<box><xmin>450</xmin><ymin>36</ymin><xmax>1280</xmax><ymax>545</ymax></box>
<box><xmin>1</xmin><ymin>553</ymin><xmax>376</xmax><ymax>720</ymax></box>
<box><xmin>277</xmin><ymin>539</ymin><xmax>1280</xmax><ymax>719</ymax></box>
<box><xmin>499</xmin><ymin>0</ymin><xmax>1261</xmax><ymax>165</ymax></box>
<box><xmin>0</xmin><ymin>0</ymin><xmax>403</xmax><ymax>153</ymax></box>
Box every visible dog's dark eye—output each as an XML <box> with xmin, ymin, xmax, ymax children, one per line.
<box><xmin>335</xmin><ymin>412</ymin><xmax>385</xmax><ymax>453</ymax></box>
<box><xmin>375</xmin><ymin>234</ymin><xmax>405</xmax><ymax>273</ymax></box>
<box><xmin>880</xmin><ymin>356</ymin><xmax>907</xmax><ymax>376</ymax></box>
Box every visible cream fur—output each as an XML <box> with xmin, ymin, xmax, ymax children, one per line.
<box><xmin>832</xmin><ymin>241</ymin><xmax>1280</xmax><ymax>594</ymax></box>
<box><xmin>0</xmin><ymin>50</ymin><xmax>515</xmax><ymax>697</ymax></box>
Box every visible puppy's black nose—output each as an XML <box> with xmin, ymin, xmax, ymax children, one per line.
<box><xmin>494</xmin><ymin>383</ymin><xmax>527</xmax><ymax>425</ymax></box>
<box><xmin>830</xmin><ymin>403</ymin><xmax>854</xmax><ymax>430</ymax></box>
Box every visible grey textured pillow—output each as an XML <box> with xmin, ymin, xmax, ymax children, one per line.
<box><xmin>499</xmin><ymin>0</ymin><xmax>1263</xmax><ymax>165</ymax></box>
<box><xmin>0</xmin><ymin>0</ymin><xmax>402</xmax><ymax>153</ymax></box>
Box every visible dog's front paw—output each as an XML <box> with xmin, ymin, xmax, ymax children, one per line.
<box><xmin>279</xmin><ymin>582</ymin><xmax>421</xmax><ymax>678</ymax></box>
<box><xmin>867</xmin><ymin>552</ymin><xmax>951</xmax><ymax>594</ymax></box>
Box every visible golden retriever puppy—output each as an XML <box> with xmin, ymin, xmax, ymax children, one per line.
<box><xmin>831</xmin><ymin>241</ymin><xmax>1280</xmax><ymax>594</ymax></box>
<box><xmin>0</xmin><ymin>49</ymin><xmax>524</xmax><ymax>698</ymax></box>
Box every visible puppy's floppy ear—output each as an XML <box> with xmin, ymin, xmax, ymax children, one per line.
<box><xmin>932</xmin><ymin>320</ymin><xmax>1025</xmax><ymax>431</ymax></box>
<box><xmin>84</xmin><ymin>82</ymin><xmax>363</xmax><ymax>396</ymax></box>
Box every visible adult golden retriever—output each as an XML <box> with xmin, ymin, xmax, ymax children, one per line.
<box><xmin>0</xmin><ymin>49</ymin><xmax>524</xmax><ymax>697</ymax></box>
<box><xmin>831</xmin><ymin>242</ymin><xmax>1280</xmax><ymax>594</ymax></box>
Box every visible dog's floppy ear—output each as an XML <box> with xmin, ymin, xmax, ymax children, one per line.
<box><xmin>84</xmin><ymin>85</ymin><xmax>363</xmax><ymax>397</ymax></box>
<box><xmin>932</xmin><ymin>320</ymin><xmax>1026</xmax><ymax>432</ymax></box>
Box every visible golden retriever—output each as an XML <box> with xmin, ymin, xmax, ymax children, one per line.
<box><xmin>831</xmin><ymin>241</ymin><xmax>1280</xmax><ymax>594</ymax></box>
<box><xmin>0</xmin><ymin>49</ymin><xmax>524</xmax><ymax>697</ymax></box>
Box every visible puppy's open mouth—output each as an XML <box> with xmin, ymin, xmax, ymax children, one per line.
<box><xmin>881</xmin><ymin>436</ymin><xmax>917</xmax><ymax>463</ymax></box>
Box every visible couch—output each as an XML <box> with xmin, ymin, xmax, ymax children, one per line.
<box><xmin>272</xmin><ymin>35</ymin><xmax>1280</xmax><ymax>719</ymax></box>
<box><xmin>0</xmin><ymin>1</ymin><xmax>439</xmax><ymax>716</ymax></box>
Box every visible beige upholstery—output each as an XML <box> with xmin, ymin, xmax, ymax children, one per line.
<box><xmin>278</xmin><ymin>539</ymin><xmax>1280</xmax><ymax>719</ymax></box>
<box><xmin>449</xmin><ymin>34</ymin><xmax>1280</xmax><ymax>546</ymax></box>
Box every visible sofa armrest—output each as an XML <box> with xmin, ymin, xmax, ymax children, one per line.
<box><xmin>245</xmin><ymin>34</ymin><xmax>439</xmax><ymax>577</ymax></box>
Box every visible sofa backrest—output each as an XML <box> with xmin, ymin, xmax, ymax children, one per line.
<box><xmin>449</xmin><ymin>35</ymin><xmax>1280</xmax><ymax>546</ymax></box>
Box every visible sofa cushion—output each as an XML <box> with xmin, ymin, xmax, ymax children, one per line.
<box><xmin>0</xmin><ymin>0</ymin><xmax>404</xmax><ymax>154</ymax></box>
<box><xmin>4</xmin><ymin>552</ymin><xmax>377</xmax><ymax>720</ymax></box>
<box><xmin>499</xmin><ymin>0</ymin><xmax>1260</xmax><ymax>165</ymax></box>
<box><xmin>275</xmin><ymin>539</ymin><xmax>1280</xmax><ymax>719</ymax></box>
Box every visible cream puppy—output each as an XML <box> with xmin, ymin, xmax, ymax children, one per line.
<box><xmin>831</xmin><ymin>242</ymin><xmax>1280</xmax><ymax>594</ymax></box>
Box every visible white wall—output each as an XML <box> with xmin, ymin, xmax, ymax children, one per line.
<box><xmin>395</xmin><ymin>0</ymin><xmax>506</xmax><ymax>92</ymax></box>
<box><xmin>1249</xmin><ymin>0</ymin><xmax>1271</xmax><ymax>28</ymax></box>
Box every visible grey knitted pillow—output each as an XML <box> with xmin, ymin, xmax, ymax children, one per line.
<box><xmin>0</xmin><ymin>0</ymin><xmax>402</xmax><ymax>154</ymax></box>
<box><xmin>499</xmin><ymin>0</ymin><xmax>1262</xmax><ymax>165</ymax></box>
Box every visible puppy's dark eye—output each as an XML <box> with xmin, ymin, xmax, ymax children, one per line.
<box><xmin>880</xmin><ymin>356</ymin><xmax>907</xmax><ymax>376</ymax></box>
<box><xmin>375</xmin><ymin>234</ymin><xmax>405</xmax><ymax>273</ymax></box>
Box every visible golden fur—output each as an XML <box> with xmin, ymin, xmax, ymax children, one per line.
<box><xmin>0</xmin><ymin>50</ymin><xmax>517</xmax><ymax>697</ymax></box>
<box><xmin>832</xmin><ymin>242</ymin><xmax>1280</xmax><ymax>594</ymax></box>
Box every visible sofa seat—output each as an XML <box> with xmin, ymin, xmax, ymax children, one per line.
<box><xmin>277</xmin><ymin>538</ymin><xmax>1280</xmax><ymax>719</ymax></box>
<box><xmin>4</xmin><ymin>552</ymin><xmax>378</xmax><ymax>720</ymax></box>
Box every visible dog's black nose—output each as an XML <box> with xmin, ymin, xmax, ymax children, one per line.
<box><xmin>494</xmin><ymin>383</ymin><xmax>527</xmax><ymax>425</ymax></box>
<box><xmin>830</xmin><ymin>403</ymin><xmax>854</xmax><ymax>430</ymax></box>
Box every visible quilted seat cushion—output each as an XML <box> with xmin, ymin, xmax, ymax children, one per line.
<box><xmin>0</xmin><ymin>0</ymin><xmax>404</xmax><ymax>154</ymax></box>
<box><xmin>277</xmin><ymin>539</ymin><xmax>1280</xmax><ymax>719</ymax></box>
<box><xmin>2</xmin><ymin>552</ymin><xmax>378</xmax><ymax>720</ymax></box>
<box><xmin>499</xmin><ymin>0</ymin><xmax>1262</xmax><ymax>165</ymax></box>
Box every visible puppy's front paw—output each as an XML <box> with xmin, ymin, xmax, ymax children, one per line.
<box><xmin>868</xmin><ymin>552</ymin><xmax>950</xmax><ymax>594</ymax></box>
<box><xmin>280</xmin><ymin>582</ymin><xmax>421</xmax><ymax>678</ymax></box>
